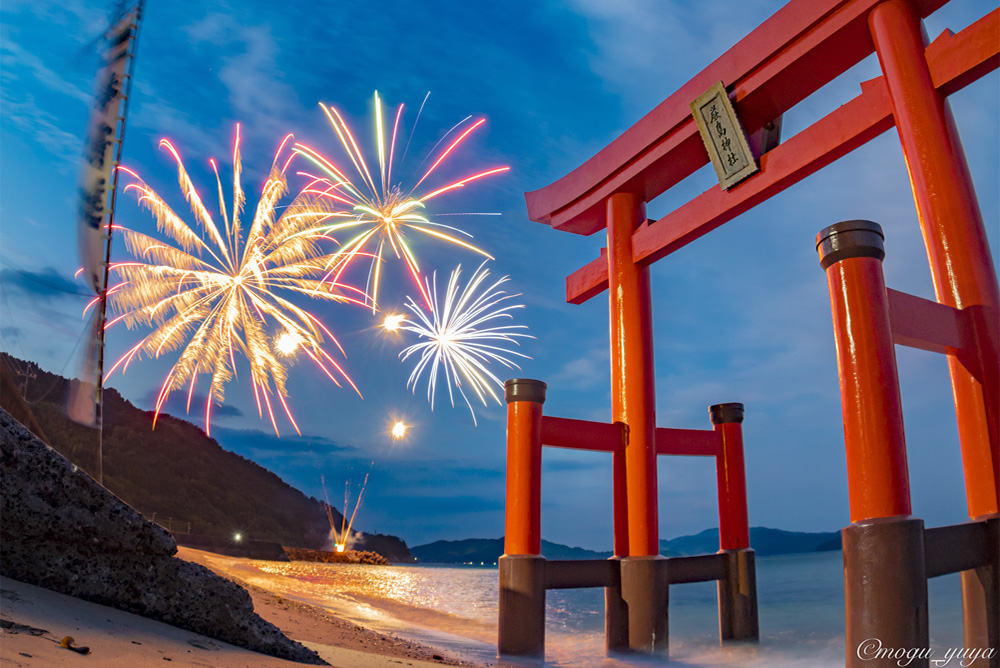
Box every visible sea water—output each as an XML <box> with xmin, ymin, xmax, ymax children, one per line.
<box><xmin>240</xmin><ymin>551</ymin><xmax>966</xmax><ymax>667</ymax></box>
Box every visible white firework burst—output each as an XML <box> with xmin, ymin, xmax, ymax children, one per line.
<box><xmin>398</xmin><ymin>262</ymin><xmax>531</xmax><ymax>425</ymax></box>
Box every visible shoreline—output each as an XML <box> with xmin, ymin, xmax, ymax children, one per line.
<box><xmin>176</xmin><ymin>547</ymin><xmax>482</xmax><ymax>666</ymax></box>
<box><xmin>1</xmin><ymin>548</ymin><xmax>492</xmax><ymax>668</ymax></box>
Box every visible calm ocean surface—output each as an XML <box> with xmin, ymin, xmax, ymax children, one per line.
<box><xmin>240</xmin><ymin>551</ymin><xmax>966</xmax><ymax>667</ymax></box>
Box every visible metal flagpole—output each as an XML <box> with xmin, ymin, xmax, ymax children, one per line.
<box><xmin>93</xmin><ymin>0</ymin><xmax>144</xmax><ymax>485</ymax></box>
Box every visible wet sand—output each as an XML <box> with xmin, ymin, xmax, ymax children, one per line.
<box><xmin>177</xmin><ymin>548</ymin><xmax>481</xmax><ymax>666</ymax></box>
<box><xmin>0</xmin><ymin>549</ymin><xmax>490</xmax><ymax>668</ymax></box>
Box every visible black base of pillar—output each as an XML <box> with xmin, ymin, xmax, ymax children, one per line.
<box><xmin>843</xmin><ymin>518</ymin><xmax>929</xmax><ymax>668</ymax></box>
<box><xmin>618</xmin><ymin>555</ymin><xmax>669</xmax><ymax>654</ymax></box>
<box><xmin>604</xmin><ymin>557</ymin><xmax>628</xmax><ymax>653</ymax></box>
<box><xmin>498</xmin><ymin>555</ymin><xmax>546</xmax><ymax>658</ymax></box>
<box><xmin>718</xmin><ymin>548</ymin><xmax>759</xmax><ymax>642</ymax></box>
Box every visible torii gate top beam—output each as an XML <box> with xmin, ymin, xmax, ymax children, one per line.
<box><xmin>525</xmin><ymin>0</ymin><xmax>946</xmax><ymax>236</ymax></box>
<box><xmin>525</xmin><ymin>0</ymin><xmax>1000</xmax><ymax>306</ymax></box>
<box><xmin>560</xmin><ymin>7</ymin><xmax>998</xmax><ymax>303</ymax></box>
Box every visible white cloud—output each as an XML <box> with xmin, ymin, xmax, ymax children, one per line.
<box><xmin>130</xmin><ymin>80</ymin><xmax>227</xmax><ymax>158</ymax></box>
<box><xmin>0</xmin><ymin>39</ymin><xmax>90</xmax><ymax>103</ymax></box>
<box><xmin>0</xmin><ymin>35</ymin><xmax>91</xmax><ymax>165</ymax></box>
<box><xmin>565</xmin><ymin>0</ymin><xmax>778</xmax><ymax>114</ymax></box>
<box><xmin>0</xmin><ymin>93</ymin><xmax>81</xmax><ymax>165</ymax></box>
<box><xmin>0</xmin><ymin>0</ymin><xmax>105</xmax><ymax>41</ymax></box>
<box><xmin>183</xmin><ymin>13</ymin><xmax>299</xmax><ymax>141</ymax></box>
<box><xmin>547</xmin><ymin>345</ymin><xmax>609</xmax><ymax>391</ymax></box>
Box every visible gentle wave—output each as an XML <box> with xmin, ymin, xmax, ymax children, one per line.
<box><xmin>225</xmin><ymin>551</ymin><xmax>964</xmax><ymax>668</ymax></box>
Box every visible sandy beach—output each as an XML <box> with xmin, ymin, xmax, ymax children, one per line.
<box><xmin>0</xmin><ymin>549</ymin><xmax>489</xmax><ymax>668</ymax></box>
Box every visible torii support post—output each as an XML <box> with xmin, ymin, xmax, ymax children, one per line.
<box><xmin>818</xmin><ymin>222</ymin><xmax>928</xmax><ymax>667</ymax></box>
<box><xmin>870</xmin><ymin>4</ymin><xmax>1000</xmax><ymax>651</ymax></box>
<box><xmin>870</xmin><ymin>0</ymin><xmax>1000</xmax><ymax>516</ymax></box>
<box><xmin>711</xmin><ymin>403</ymin><xmax>759</xmax><ymax>641</ymax></box>
<box><xmin>498</xmin><ymin>379</ymin><xmax>547</xmax><ymax>658</ymax></box>
<box><xmin>607</xmin><ymin>192</ymin><xmax>668</xmax><ymax>654</ymax></box>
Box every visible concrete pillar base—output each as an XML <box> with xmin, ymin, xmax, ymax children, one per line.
<box><xmin>718</xmin><ymin>548</ymin><xmax>759</xmax><ymax>642</ymax></box>
<box><xmin>498</xmin><ymin>555</ymin><xmax>546</xmax><ymax>658</ymax></box>
<box><xmin>843</xmin><ymin>518</ymin><xmax>928</xmax><ymax>668</ymax></box>
<box><xmin>618</xmin><ymin>555</ymin><xmax>669</xmax><ymax>654</ymax></box>
<box><xmin>604</xmin><ymin>557</ymin><xmax>628</xmax><ymax>653</ymax></box>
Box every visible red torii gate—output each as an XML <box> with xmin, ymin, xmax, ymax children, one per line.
<box><xmin>499</xmin><ymin>0</ymin><xmax>999</xmax><ymax>663</ymax></box>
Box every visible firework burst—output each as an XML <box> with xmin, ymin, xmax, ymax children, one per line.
<box><xmin>397</xmin><ymin>262</ymin><xmax>531</xmax><ymax>425</ymax></box>
<box><xmin>106</xmin><ymin>126</ymin><xmax>367</xmax><ymax>435</ymax></box>
<box><xmin>291</xmin><ymin>93</ymin><xmax>509</xmax><ymax>313</ymax></box>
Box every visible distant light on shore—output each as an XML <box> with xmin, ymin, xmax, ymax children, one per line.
<box><xmin>234</xmin><ymin>532</ymin><xmax>242</xmax><ymax>543</ymax></box>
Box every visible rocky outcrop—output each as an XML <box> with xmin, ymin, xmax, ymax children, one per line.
<box><xmin>352</xmin><ymin>532</ymin><xmax>413</xmax><ymax>562</ymax></box>
<box><xmin>0</xmin><ymin>408</ymin><xmax>325</xmax><ymax>665</ymax></box>
<box><xmin>284</xmin><ymin>547</ymin><xmax>391</xmax><ymax>565</ymax></box>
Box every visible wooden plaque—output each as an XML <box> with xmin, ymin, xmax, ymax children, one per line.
<box><xmin>691</xmin><ymin>81</ymin><xmax>759</xmax><ymax>190</ymax></box>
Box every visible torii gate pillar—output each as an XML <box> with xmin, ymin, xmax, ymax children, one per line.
<box><xmin>607</xmin><ymin>192</ymin><xmax>668</xmax><ymax>652</ymax></box>
<box><xmin>870</xmin><ymin>2</ymin><xmax>1000</xmax><ymax>649</ymax></box>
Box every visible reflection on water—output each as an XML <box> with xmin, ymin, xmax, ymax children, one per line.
<box><xmin>244</xmin><ymin>560</ymin><xmax>500</xmax><ymax>656</ymax></box>
<box><xmin>213</xmin><ymin>551</ymin><xmax>965</xmax><ymax>668</ymax></box>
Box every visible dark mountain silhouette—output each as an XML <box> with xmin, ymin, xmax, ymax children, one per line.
<box><xmin>412</xmin><ymin>527</ymin><xmax>841</xmax><ymax>564</ymax></box>
<box><xmin>411</xmin><ymin>538</ymin><xmax>613</xmax><ymax>564</ymax></box>
<box><xmin>660</xmin><ymin>527</ymin><xmax>841</xmax><ymax>556</ymax></box>
<box><xmin>0</xmin><ymin>353</ymin><xmax>411</xmax><ymax>561</ymax></box>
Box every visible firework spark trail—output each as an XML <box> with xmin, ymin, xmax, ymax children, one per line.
<box><xmin>321</xmin><ymin>471</ymin><xmax>371</xmax><ymax>552</ymax></box>
<box><xmin>401</xmin><ymin>91</ymin><xmax>430</xmax><ymax>166</ymax></box>
<box><xmin>397</xmin><ymin>262</ymin><xmax>532</xmax><ymax>426</ymax></box>
<box><xmin>291</xmin><ymin>93</ymin><xmax>509</xmax><ymax>314</ymax></box>
<box><xmin>106</xmin><ymin>126</ymin><xmax>368</xmax><ymax>435</ymax></box>
<box><xmin>320</xmin><ymin>475</ymin><xmax>340</xmax><ymax>546</ymax></box>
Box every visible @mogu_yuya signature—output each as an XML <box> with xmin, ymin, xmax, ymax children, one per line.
<box><xmin>857</xmin><ymin>638</ymin><xmax>997</xmax><ymax>667</ymax></box>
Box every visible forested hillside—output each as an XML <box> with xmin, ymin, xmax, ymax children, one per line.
<box><xmin>1</xmin><ymin>353</ymin><xmax>411</xmax><ymax>560</ymax></box>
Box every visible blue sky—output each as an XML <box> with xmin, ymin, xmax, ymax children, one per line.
<box><xmin>1</xmin><ymin>0</ymin><xmax>997</xmax><ymax>551</ymax></box>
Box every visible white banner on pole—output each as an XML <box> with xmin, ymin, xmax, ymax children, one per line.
<box><xmin>70</xmin><ymin>4</ymin><xmax>140</xmax><ymax>429</ymax></box>
<box><xmin>77</xmin><ymin>8</ymin><xmax>136</xmax><ymax>295</ymax></box>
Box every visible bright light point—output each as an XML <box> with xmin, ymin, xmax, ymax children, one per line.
<box><xmin>275</xmin><ymin>331</ymin><xmax>301</xmax><ymax>356</ymax></box>
<box><xmin>391</xmin><ymin>421</ymin><xmax>407</xmax><ymax>440</ymax></box>
<box><xmin>383</xmin><ymin>314</ymin><xmax>405</xmax><ymax>331</ymax></box>
<box><xmin>335</xmin><ymin>543</ymin><xmax>346</xmax><ymax>553</ymax></box>
<box><xmin>234</xmin><ymin>533</ymin><xmax>242</xmax><ymax>542</ymax></box>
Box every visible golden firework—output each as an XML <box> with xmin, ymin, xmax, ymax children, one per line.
<box><xmin>108</xmin><ymin>127</ymin><xmax>365</xmax><ymax>435</ymax></box>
